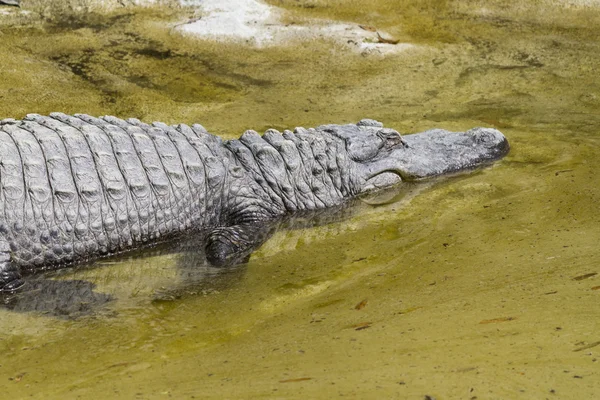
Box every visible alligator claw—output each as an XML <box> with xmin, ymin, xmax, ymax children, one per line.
<box><xmin>0</xmin><ymin>278</ymin><xmax>26</xmax><ymax>293</ymax></box>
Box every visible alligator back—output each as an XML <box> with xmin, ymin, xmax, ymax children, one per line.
<box><xmin>0</xmin><ymin>113</ymin><xmax>226</xmax><ymax>270</ymax></box>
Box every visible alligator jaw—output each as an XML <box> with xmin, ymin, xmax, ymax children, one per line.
<box><xmin>362</xmin><ymin>127</ymin><xmax>509</xmax><ymax>190</ymax></box>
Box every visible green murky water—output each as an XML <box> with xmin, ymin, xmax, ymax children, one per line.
<box><xmin>1</xmin><ymin>1</ymin><xmax>600</xmax><ymax>398</ymax></box>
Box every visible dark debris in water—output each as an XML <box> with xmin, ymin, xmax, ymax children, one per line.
<box><xmin>478</xmin><ymin>317</ymin><xmax>516</xmax><ymax>324</ymax></box>
<box><xmin>279</xmin><ymin>377</ymin><xmax>312</xmax><ymax>383</ymax></box>
<box><xmin>354</xmin><ymin>299</ymin><xmax>368</xmax><ymax>310</ymax></box>
<box><xmin>572</xmin><ymin>272</ymin><xmax>597</xmax><ymax>281</ymax></box>
<box><xmin>134</xmin><ymin>47</ymin><xmax>174</xmax><ymax>60</ymax></box>
<box><xmin>349</xmin><ymin>321</ymin><xmax>373</xmax><ymax>331</ymax></box>
<box><xmin>8</xmin><ymin>372</ymin><xmax>26</xmax><ymax>382</ymax></box>
<box><xmin>573</xmin><ymin>341</ymin><xmax>600</xmax><ymax>352</ymax></box>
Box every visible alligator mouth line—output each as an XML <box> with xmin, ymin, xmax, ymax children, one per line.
<box><xmin>363</xmin><ymin>169</ymin><xmax>404</xmax><ymax>192</ymax></box>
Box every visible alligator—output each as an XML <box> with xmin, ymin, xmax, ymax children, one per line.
<box><xmin>0</xmin><ymin>0</ymin><xmax>20</xmax><ymax>7</ymax></box>
<box><xmin>0</xmin><ymin>113</ymin><xmax>509</xmax><ymax>292</ymax></box>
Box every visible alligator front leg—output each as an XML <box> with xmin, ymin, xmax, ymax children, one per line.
<box><xmin>205</xmin><ymin>221</ymin><xmax>276</xmax><ymax>267</ymax></box>
<box><xmin>0</xmin><ymin>241</ymin><xmax>24</xmax><ymax>293</ymax></box>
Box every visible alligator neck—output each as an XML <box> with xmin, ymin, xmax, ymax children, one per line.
<box><xmin>225</xmin><ymin>127</ymin><xmax>362</xmax><ymax>214</ymax></box>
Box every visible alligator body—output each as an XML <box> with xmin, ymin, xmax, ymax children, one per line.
<box><xmin>0</xmin><ymin>113</ymin><xmax>509</xmax><ymax>292</ymax></box>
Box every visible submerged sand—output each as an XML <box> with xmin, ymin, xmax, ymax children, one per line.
<box><xmin>1</xmin><ymin>1</ymin><xmax>600</xmax><ymax>399</ymax></box>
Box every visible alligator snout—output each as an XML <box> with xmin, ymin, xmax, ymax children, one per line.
<box><xmin>361</xmin><ymin>126</ymin><xmax>509</xmax><ymax>189</ymax></box>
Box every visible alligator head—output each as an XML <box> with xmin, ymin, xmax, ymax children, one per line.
<box><xmin>323</xmin><ymin>119</ymin><xmax>509</xmax><ymax>193</ymax></box>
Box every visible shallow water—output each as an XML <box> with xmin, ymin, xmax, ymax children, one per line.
<box><xmin>1</xmin><ymin>1</ymin><xmax>599</xmax><ymax>398</ymax></box>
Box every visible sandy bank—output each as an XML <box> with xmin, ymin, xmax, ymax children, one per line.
<box><xmin>176</xmin><ymin>0</ymin><xmax>412</xmax><ymax>55</ymax></box>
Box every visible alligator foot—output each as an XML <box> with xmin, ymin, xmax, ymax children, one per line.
<box><xmin>205</xmin><ymin>223</ymin><xmax>274</xmax><ymax>267</ymax></box>
<box><xmin>0</xmin><ymin>242</ymin><xmax>24</xmax><ymax>293</ymax></box>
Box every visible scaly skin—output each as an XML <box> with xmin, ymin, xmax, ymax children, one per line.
<box><xmin>0</xmin><ymin>113</ymin><xmax>509</xmax><ymax>292</ymax></box>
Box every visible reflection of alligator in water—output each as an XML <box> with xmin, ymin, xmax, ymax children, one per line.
<box><xmin>2</xmin><ymin>278</ymin><xmax>112</xmax><ymax>318</ymax></box>
<box><xmin>2</xmin><ymin>236</ymin><xmax>245</xmax><ymax>317</ymax></box>
<box><xmin>0</xmin><ymin>113</ymin><xmax>509</xmax><ymax>293</ymax></box>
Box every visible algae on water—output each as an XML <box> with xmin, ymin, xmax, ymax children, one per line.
<box><xmin>0</xmin><ymin>1</ymin><xmax>600</xmax><ymax>398</ymax></box>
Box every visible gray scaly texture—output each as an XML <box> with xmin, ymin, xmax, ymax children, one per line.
<box><xmin>0</xmin><ymin>113</ymin><xmax>509</xmax><ymax>292</ymax></box>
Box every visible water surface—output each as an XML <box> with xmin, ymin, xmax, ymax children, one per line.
<box><xmin>0</xmin><ymin>1</ymin><xmax>599</xmax><ymax>398</ymax></box>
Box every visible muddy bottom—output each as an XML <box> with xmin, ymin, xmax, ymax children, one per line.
<box><xmin>0</xmin><ymin>1</ymin><xmax>599</xmax><ymax>398</ymax></box>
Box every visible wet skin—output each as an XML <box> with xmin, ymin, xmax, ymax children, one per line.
<box><xmin>0</xmin><ymin>114</ymin><xmax>507</xmax><ymax>292</ymax></box>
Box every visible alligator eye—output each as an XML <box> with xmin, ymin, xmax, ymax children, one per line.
<box><xmin>377</xmin><ymin>128</ymin><xmax>406</xmax><ymax>149</ymax></box>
